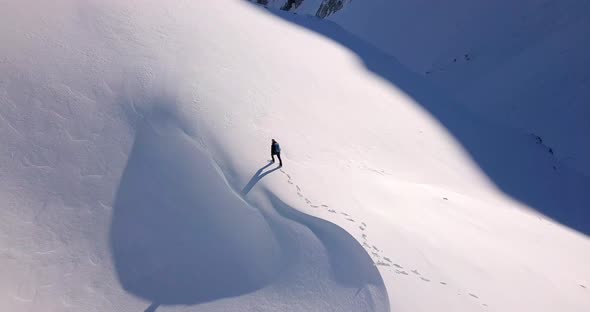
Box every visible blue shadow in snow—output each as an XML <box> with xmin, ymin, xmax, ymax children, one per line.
<box><xmin>110</xmin><ymin>107</ymin><xmax>282</xmax><ymax>306</ymax></box>
<box><xmin>110</xmin><ymin>105</ymin><xmax>389</xmax><ymax>311</ymax></box>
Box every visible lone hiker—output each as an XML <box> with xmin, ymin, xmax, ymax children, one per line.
<box><xmin>271</xmin><ymin>139</ymin><xmax>282</xmax><ymax>167</ymax></box>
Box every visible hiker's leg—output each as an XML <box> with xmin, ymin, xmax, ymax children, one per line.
<box><xmin>278</xmin><ymin>153</ymin><xmax>282</xmax><ymax>166</ymax></box>
<box><xmin>271</xmin><ymin>154</ymin><xmax>275</xmax><ymax>162</ymax></box>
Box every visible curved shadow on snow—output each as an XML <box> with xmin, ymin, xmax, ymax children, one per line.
<box><xmin>110</xmin><ymin>106</ymin><xmax>389</xmax><ymax>310</ymax></box>
<box><xmin>247</xmin><ymin>5</ymin><xmax>590</xmax><ymax>235</ymax></box>
<box><xmin>265</xmin><ymin>192</ymin><xmax>386</xmax><ymax>289</ymax></box>
<box><xmin>110</xmin><ymin>107</ymin><xmax>283</xmax><ymax>305</ymax></box>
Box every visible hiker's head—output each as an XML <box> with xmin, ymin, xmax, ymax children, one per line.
<box><xmin>272</xmin><ymin>139</ymin><xmax>276</xmax><ymax>143</ymax></box>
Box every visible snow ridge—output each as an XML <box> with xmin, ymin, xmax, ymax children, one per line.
<box><xmin>110</xmin><ymin>105</ymin><xmax>389</xmax><ymax>310</ymax></box>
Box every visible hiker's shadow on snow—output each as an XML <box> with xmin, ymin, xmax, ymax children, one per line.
<box><xmin>110</xmin><ymin>106</ymin><xmax>282</xmax><ymax>306</ymax></box>
<box><xmin>241</xmin><ymin>162</ymin><xmax>281</xmax><ymax>195</ymax></box>
<box><xmin>247</xmin><ymin>5</ymin><xmax>590</xmax><ymax>235</ymax></box>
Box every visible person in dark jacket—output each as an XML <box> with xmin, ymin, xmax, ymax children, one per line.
<box><xmin>271</xmin><ymin>139</ymin><xmax>282</xmax><ymax>166</ymax></box>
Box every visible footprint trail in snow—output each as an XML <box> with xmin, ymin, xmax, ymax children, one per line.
<box><xmin>279</xmin><ymin>168</ymin><xmax>489</xmax><ymax>308</ymax></box>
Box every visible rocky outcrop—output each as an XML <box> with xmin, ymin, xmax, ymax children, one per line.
<box><xmin>252</xmin><ymin>0</ymin><xmax>350</xmax><ymax>18</ymax></box>
<box><xmin>282</xmin><ymin>0</ymin><xmax>304</xmax><ymax>11</ymax></box>
<box><xmin>316</xmin><ymin>0</ymin><xmax>348</xmax><ymax>18</ymax></box>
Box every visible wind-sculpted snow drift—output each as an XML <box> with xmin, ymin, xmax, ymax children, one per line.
<box><xmin>110</xmin><ymin>107</ymin><xmax>389</xmax><ymax>310</ymax></box>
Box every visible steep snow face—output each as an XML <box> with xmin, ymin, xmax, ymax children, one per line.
<box><xmin>323</xmin><ymin>0</ymin><xmax>590</xmax><ymax>176</ymax></box>
<box><xmin>1</xmin><ymin>1</ymin><xmax>589</xmax><ymax>312</ymax></box>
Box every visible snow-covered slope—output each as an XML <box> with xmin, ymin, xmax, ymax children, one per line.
<box><xmin>318</xmin><ymin>0</ymin><xmax>590</xmax><ymax>176</ymax></box>
<box><xmin>259</xmin><ymin>0</ymin><xmax>590</xmax><ymax>176</ymax></box>
<box><xmin>1</xmin><ymin>1</ymin><xmax>589</xmax><ymax>312</ymax></box>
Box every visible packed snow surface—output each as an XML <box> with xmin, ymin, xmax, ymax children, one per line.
<box><xmin>1</xmin><ymin>1</ymin><xmax>589</xmax><ymax>312</ymax></box>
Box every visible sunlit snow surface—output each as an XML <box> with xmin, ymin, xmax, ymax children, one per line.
<box><xmin>0</xmin><ymin>1</ymin><xmax>588</xmax><ymax>312</ymax></box>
